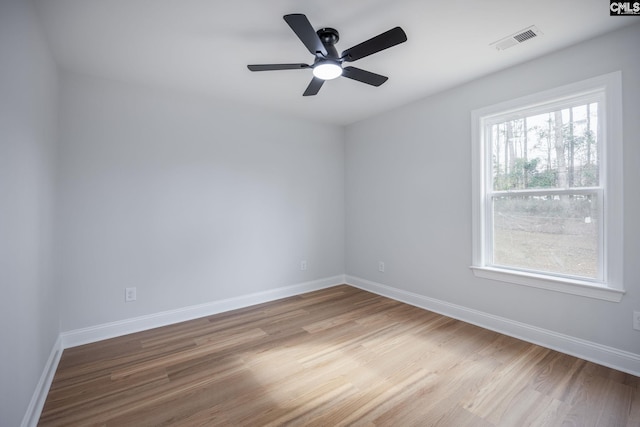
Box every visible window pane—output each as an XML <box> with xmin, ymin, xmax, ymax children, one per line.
<box><xmin>492</xmin><ymin>194</ymin><xmax>599</xmax><ymax>279</ymax></box>
<box><xmin>491</xmin><ymin>102</ymin><xmax>599</xmax><ymax>191</ymax></box>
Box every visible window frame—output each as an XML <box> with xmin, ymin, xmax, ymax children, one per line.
<box><xmin>471</xmin><ymin>72</ymin><xmax>624</xmax><ymax>302</ymax></box>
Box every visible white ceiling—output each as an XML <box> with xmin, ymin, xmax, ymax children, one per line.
<box><xmin>34</xmin><ymin>0</ymin><xmax>632</xmax><ymax>126</ymax></box>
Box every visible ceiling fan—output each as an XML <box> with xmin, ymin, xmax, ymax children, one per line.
<box><xmin>247</xmin><ymin>14</ymin><xmax>407</xmax><ymax>96</ymax></box>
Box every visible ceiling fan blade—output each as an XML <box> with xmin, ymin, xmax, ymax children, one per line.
<box><xmin>303</xmin><ymin>77</ymin><xmax>324</xmax><ymax>96</ymax></box>
<box><xmin>247</xmin><ymin>63</ymin><xmax>310</xmax><ymax>71</ymax></box>
<box><xmin>341</xmin><ymin>27</ymin><xmax>407</xmax><ymax>62</ymax></box>
<box><xmin>283</xmin><ymin>14</ymin><xmax>328</xmax><ymax>56</ymax></box>
<box><xmin>342</xmin><ymin>66</ymin><xmax>388</xmax><ymax>86</ymax></box>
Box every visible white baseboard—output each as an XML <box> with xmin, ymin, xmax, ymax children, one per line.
<box><xmin>20</xmin><ymin>335</ymin><xmax>63</xmax><ymax>427</ymax></box>
<box><xmin>346</xmin><ymin>275</ymin><xmax>640</xmax><ymax>377</ymax></box>
<box><xmin>61</xmin><ymin>275</ymin><xmax>346</xmax><ymax>349</ymax></box>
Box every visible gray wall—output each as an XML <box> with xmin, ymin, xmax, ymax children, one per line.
<box><xmin>56</xmin><ymin>73</ymin><xmax>345</xmax><ymax>331</ymax></box>
<box><xmin>345</xmin><ymin>23</ymin><xmax>640</xmax><ymax>355</ymax></box>
<box><xmin>0</xmin><ymin>0</ymin><xmax>60</xmax><ymax>425</ymax></box>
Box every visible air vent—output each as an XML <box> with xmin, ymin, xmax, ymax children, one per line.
<box><xmin>490</xmin><ymin>25</ymin><xmax>543</xmax><ymax>51</ymax></box>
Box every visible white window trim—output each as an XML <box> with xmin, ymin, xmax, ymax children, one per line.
<box><xmin>471</xmin><ymin>71</ymin><xmax>624</xmax><ymax>302</ymax></box>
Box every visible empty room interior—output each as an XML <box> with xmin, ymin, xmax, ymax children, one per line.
<box><xmin>2</xmin><ymin>1</ymin><xmax>639</xmax><ymax>425</ymax></box>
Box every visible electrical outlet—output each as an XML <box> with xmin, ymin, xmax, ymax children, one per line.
<box><xmin>634</xmin><ymin>311</ymin><xmax>640</xmax><ymax>331</ymax></box>
<box><xmin>125</xmin><ymin>287</ymin><xmax>137</xmax><ymax>302</ymax></box>
<box><xmin>300</xmin><ymin>260</ymin><xmax>307</xmax><ymax>271</ymax></box>
<box><xmin>378</xmin><ymin>261</ymin><xmax>385</xmax><ymax>272</ymax></box>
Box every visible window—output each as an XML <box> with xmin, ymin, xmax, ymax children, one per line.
<box><xmin>471</xmin><ymin>72</ymin><xmax>623</xmax><ymax>302</ymax></box>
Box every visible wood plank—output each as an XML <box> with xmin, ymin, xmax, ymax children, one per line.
<box><xmin>39</xmin><ymin>285</ymin><xmax>639</xmax><ymax>426</ymax></box>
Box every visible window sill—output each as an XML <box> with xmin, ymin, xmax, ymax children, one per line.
<box><xmin>470</xmin><ymin>266</ymin><xmax>624</xmax><ymax>302</ymax></box>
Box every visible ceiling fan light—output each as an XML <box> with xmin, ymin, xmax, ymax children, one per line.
<box><xmin>313</xmin><ymin>62</ymin><xmax>342</xmax><ymax>80</ymax></box>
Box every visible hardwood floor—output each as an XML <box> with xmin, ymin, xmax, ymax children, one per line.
<box><xmin>39</xmin><ymin>285</ymin><xmax>639</xmax><ymax>426</ymax></box>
